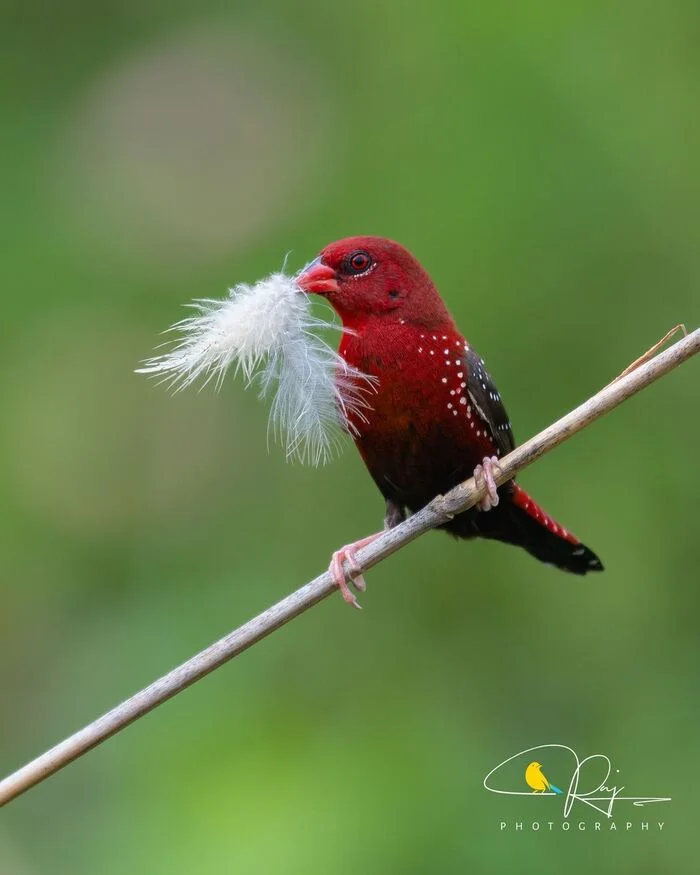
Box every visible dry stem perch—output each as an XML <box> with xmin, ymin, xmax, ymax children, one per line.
<box><xmin>1</xmin><ymin>328</ymin><xmax>698</xmax><ymax>807</ymax></box>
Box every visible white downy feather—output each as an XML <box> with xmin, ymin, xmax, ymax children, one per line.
<box><xmin>137</xmin><ymin>272</ymin><xmax>376</xmax><ymax>465</ymax></box>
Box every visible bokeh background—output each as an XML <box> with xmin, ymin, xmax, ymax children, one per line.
<box><xmin>2</xmin><ymin>1</ymin><xmax>698</xmax><ymax>872</ymax></box>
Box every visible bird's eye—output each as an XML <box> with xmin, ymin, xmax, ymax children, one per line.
<box><xmin>346</xmin><ymin>250</ymin><xmax>372</xmax><ymax>274</ymax></box>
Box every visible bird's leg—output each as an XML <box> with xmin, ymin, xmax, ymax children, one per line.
<box><xmin>384</xmin><ymin>498</ymin><xmax>406</xmax><ymax>530</ymax></box>
<box><xmin>329</xmin><ymin>500</ymin><xmax>405</xmax><ymax>609</ymax></box>
<box><xmin>473</xmin><ymin>456</ymin><xmax>502</xmax><ymax>511</ymax></box>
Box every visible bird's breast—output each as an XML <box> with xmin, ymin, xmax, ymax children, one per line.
<box><xmin>339</xmin><ymin>322</ymin><xmax>496</xmax><ymax>508</ymax></box>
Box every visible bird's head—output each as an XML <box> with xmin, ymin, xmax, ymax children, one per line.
<box><xmin>528</xmin><ymin>762</ymin><xmax>542</xmax><ymax>770</ymax></box>
<box><xmin>296</xmin><ymin>236</ymin><xmax>452</xmax><ymax>330</ymax></box>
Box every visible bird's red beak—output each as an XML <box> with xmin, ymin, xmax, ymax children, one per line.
<box><xmin>296</xmin><ymin>258</ymin><xmax>340</xmax><ymax>295</ymax></box>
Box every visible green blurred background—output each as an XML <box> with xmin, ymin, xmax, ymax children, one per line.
<box><xmin>2</xmin><ymin>1</ymin><xmax>698</xmax><ymax>872</ymax></box>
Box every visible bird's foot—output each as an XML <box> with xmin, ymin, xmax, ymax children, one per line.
<box><xmin>473</xmin><ymin>456</ymin><xmax>502</xmax><ymax>511</ymax></box>
<box><xmin>329</xmin><ymin>533</ymin><xmax>382</xmax><ymax>609</ymax></box>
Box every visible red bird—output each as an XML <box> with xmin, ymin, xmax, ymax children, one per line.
<box><xmin>297</xmin><ymin>237</ymin><xmax>603</xmax><ymax>606</ymax></box>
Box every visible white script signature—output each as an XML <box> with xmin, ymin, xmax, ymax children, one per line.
<box><xmin>483</xmin><ymin>744</ymin><xmax>671</xmax><ymax>818</ymax></box>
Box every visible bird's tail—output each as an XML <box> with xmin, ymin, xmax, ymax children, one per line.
<box><xmin>549</xmin><ymin>784</ymin><xmax>563</xmax><ymax>795</ymax></box>
<box><xmin>468</xmin><ymin>483</ymin><xmax>603</xmax><ymax>574</ymax></box>
<box><xmin>505</xmin><ymin>485</ymin><xmax>603</xmax><ymax>575</ymax></box>
<box><xmin>444</xmin><ymin>483</ymin><xmax>603</xmax><ymax>574</ymax></box>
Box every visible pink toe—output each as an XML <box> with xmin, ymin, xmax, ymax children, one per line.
<box><xmin>328</xmin><ymin>532</ymin><xmax>383</xmax><ymax>608</ymax></box>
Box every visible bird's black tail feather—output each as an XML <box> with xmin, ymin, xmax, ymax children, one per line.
<box><xmin>445</xmin><ymin>484</ymin><xmax>603</xmax><ymax>575</ymax></box>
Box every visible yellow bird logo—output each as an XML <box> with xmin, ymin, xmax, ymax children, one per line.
<box><xmin>525</xmin><ymin>761</ymin><xmax>563</xmax><ymax>794</ymax></box>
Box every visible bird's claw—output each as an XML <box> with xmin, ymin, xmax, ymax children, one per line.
<box><xmin>330</xmin><ymin>546</ymin><xmax>366</xmax><ymax>609</ymax></box>
<box><xmin>474</xmin><ymin>455</ymin><xmax>502</xmax><ymax>511</ymax></box>
<box><xmin>329</xmin><ymin>534</ymin><xmax>381</xmax><ymax>609</ymax></box>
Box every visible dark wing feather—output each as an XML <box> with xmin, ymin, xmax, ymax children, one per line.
<box><xmin>464</xmin><ymin>347</ymin><xmax>515</xmax><ymax>457</ymax></box>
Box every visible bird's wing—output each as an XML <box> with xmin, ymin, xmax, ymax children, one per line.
<box><xmin>464</xmin><ymin>347</ymin><xmax>515</xmax><ymax>457</ymax></box>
